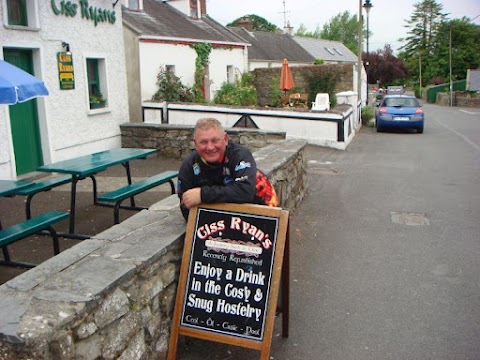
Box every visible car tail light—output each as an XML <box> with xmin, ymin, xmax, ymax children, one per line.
<box><xmin>415</xmin><ymin>108</ymin><xmax>423</xmax><ymax>114</ymax></box>
<box><xmin>379</xmin><ymin>107</ymin><xmax>387</xmax><ymax>114</ymax></box>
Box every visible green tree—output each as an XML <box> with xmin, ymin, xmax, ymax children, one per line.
<box><xmin>364</xmin><ymin>45</ymin><xmax>408</xmax><ymax>85</ymax></box>
<box><xmin>319</xmin><ymin>11</ymin><xmax>360</xmax><ymax>54</ymax></box>
<box><xmin>294</xmin><ymin>12</ymin><xmax>361</xmax><ymax>54</ymax></box>
<box><xmin>428</xmin><ymin>18</ymin><xmax>480</xmax><ymax>83</ymax></box>
<box><xmin>399</xmin><ymin>0</ymin><xmax>446</xmax><ymax>86</ymax></box>
<box><xmin>294</xmin><ymin>23</ymin><xmax>322</xmax><ymax>38</ymax></box>
<box><xmin>227</xmin><ymin>15</ymin><xmax>278</xmax><ymax>32</ymax></box>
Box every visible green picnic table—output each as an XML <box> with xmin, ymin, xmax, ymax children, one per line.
<box><xmin>37</xmin><ymin>148</ymin><xmax>158</xmax><ymax>239</ymax></box>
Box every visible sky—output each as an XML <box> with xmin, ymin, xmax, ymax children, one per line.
<box><xmin>206</xmin><ymin>0</ymin><xmax>480</xmax><ymax>53</ymax></box>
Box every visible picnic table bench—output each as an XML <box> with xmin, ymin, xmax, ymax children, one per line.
<box><xmin>97</xmin><ymin>170</ymin><xmax>178</xmax><ymax>224</ymax></box>
<box><xmin>0</xmin><ymin>211</ymin><xmax>69</xmax><ymax>268</ymax></box>
<box><xmin>16</xmin><ymin>175</ymin><xmax>72</xmax><ymax>219</ymax></box>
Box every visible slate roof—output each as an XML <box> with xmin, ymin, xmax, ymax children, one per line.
<box><xmin>292</xmin><ymin>36</ymin><xmax>357</xmax><ymax>63</ymax></box>
<box><xmin>122</xmin><ymin>0</ymin><xmax>246</xmax><ymax>44</ymax></box>
<box><xmin>228</xmin><ymin>27</ymin><xmax>314</xmax><ymax>63</ymax></box>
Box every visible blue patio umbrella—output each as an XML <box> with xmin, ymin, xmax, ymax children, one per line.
<box><xmin>0</xmin><ymin>60</ymin><xmax>49</xmax><ymax>105</ymax></box>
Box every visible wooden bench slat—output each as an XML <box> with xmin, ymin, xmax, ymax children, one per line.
<box><xmin>0</xmin><ymin>211</ymin><xmax>69</xmax><ymax>246</ymax></box>
<box><xmin>98</xmin><ymin>171</ymin><xmax>178</xmax><ymax>202</ymax></box>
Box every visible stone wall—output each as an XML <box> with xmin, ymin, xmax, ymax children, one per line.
<box><xmin>0</xmin><ymin>139</ymin><xmax>307</xmax><ymax>360</ymax></box>
<box><xmin>253</xmin><ymin>63</ymin><xmax>354</xmax><ymax>107</ymax></box>
<box><xmin>120</xmin><ymin>123</ymin><xmax>286</xmax><ymax>160</ymax></box>
<box><xmin>436</xmin><ymin>92</ymin><xmax>480</xmax><ymax>107</ymax></box>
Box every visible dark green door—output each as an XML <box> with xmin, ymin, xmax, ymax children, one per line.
<box><xmin>4</xmin><ymin>49</ymin><xmax>44</xmax><ymax>175</ymax></box>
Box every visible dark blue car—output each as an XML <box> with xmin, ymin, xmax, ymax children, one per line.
<box><xmin>376</xmin><ymin>95</ymin><xmax>424</xmax><ymax>133</ymax></box>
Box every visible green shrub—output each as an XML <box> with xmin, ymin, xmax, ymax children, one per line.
<box><xmin>306</xmin><ymin>71</ymin><xmax>338</xmax><ymax>108</ymax></box>
<box><xmin>213</xmin><ymin>72</ymin><xmax>258</xmax><ymax>106</ymax></box>
<box><xmin>151</xmin><ymin>67</ymin><xmax>193</xmax><ymax>102</ymax></box>
<box><xmin>361</xmin><ymin>105</ymin><xmax>375</xmax><ymax>126</ymax></box>
<box><xmin>268</xmin><ymin>75</ymin><xmax>283</xmax><ymax>107</ymax></box>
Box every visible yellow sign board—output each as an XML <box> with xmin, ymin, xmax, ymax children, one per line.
<box><xmin>57</xmin><ymin>52</ymin><xmax>75</xmax><ymax>90</ymax></box>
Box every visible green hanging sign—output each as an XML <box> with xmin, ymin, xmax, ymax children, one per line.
<box><xmin>57</xmin><ymin>52</ymin><xmax>75</xmax><ymax>90</ymax></box>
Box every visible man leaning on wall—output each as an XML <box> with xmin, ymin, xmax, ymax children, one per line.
<box><xmin>177</xmin><ymin>118</ymin><xmax>278</xmax><ymax>220</ymax></box>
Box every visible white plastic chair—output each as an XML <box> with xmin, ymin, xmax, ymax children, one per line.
<box><xmin>311</xmin><ymin>93</ymin><xmax>330</xmax><ymax>111</ymax></box>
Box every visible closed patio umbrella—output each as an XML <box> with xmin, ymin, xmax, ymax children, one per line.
<box><xmin>279</xmin><ymin>58</ymin><xmax>295</xmax><ymax>96</ymax></box>
<box><xmin>0</xmin><ymin>60</ymin><xmax>49</xmax><ymax>105</ymax></box>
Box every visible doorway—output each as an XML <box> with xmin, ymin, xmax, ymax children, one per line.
<box><xmin>4</xmin><ymin>49</ymin><xmax>44</xmax><ymax>175</ymax></box>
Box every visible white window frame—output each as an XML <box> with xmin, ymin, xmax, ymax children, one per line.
<box><xmin>227</xmin><ymin>65</ymin><xmax>234</xmax><ymax>84</ymax></box>
<box><xmin>3</xmin><ymin>0</ymin><xmax>40</xmax><ymax>30</ymax></box>
<box><xmin>85</xmin><ymin>56</ymin><xmax>110</xmax><ymax>114</ymax></box>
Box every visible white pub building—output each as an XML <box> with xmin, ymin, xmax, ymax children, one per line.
<box><xmin>1</xmin><ymin>0</ymin><xmax>129</xmax><ymax>179</ymax></box>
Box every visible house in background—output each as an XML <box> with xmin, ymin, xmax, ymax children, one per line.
<box><xmin>292</xmin><ymin>36</ymin><xmax>367</xmax><ymax>104</ymax></box>
<box><xmin>292</xmin><ymin>37</ymin><xmax>357</xmax><ymax>64</ymax></box>
<box><xmin>1</xmin><ymin>0</ymin><xmax>129</xmax><ymax>180</ymax></box>
<box><xmin>228</xmin><ymin>25</ymin><xmax>314</xmax><ymax>70</ymax></box>
<box><xmin>122</xmin><ymin>0</ymin><xmax>249</xmax><ymax>122</ymax></box>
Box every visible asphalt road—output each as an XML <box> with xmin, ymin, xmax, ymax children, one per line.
<box><xmin>179</xmin><ymin>103</ymin><xmax>480</xmax><ymax>359</ymax></box>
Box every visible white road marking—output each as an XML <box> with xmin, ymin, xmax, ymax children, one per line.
<box><xmin>434</xmin><ymin>118</ymin><xmax>480</xmax><ymax>153</ymax></box>
<box><xmin>459</xmin><ymin>110</ymin><xmax>479</xmax><ymax>115</ymax></box>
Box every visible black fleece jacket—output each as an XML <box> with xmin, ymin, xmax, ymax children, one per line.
<box><xmin>177</xmin><ymin>142</ymin><xmax>259</xmax><ymax>220</ymax></box>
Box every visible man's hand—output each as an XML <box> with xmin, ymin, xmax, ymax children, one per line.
<box><xmin>182</xmin><ymin>188</ymin><xmax>202</xmax><ymax>209</ymax></box>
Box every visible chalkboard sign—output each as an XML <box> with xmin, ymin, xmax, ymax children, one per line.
<box><xmin>168</xmin><ymin>203</ymin><xmax>289</xmax><ymax>359</ymax></box>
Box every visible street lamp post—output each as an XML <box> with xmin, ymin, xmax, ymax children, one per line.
<box><xmin>363</xmin><ymin>0</ymin><xmax>373</xmax><ymax>105</ymax></box>
<box><xmin>449</xmin><ymin>24</ymin><xmax>453</xmax><ymax>107</ymax></box>
<box><xmin>357</xmin><ymin>0</ymin><xmax>363</xmax><ymax>105</ymax></box>
<box><xmin>363</xmin><ymin>0</ymin><xmax>373</xmax><ymax>54</ymax></box>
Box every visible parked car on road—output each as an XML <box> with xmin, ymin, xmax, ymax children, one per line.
<box><xmin>376</xmin><ymin>95</ymin><xmax>424</xmax><ymax>133</ymax></box>
<box><xmin>386</xmin><ymin>86</ymin><xmax>405</xmax><ymax>95</ymax></box>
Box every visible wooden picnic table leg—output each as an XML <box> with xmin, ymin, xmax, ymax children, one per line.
<box><xmin>0</xmin><ymin>222</ymin><xmax>9</xmax><ymax>263</ymax></box>
<box><xmin>2</xmin><ymin>247</ymin><xmax>11</xmax><ymax>263</ymax></box>
<box><xmin>121</xmin><ymin>162</ymin><xmax>136</xmax><ymax>208</ymax></box>
<box><xmin>90</xmin><ymin>175</ymin><xmax>98</xmax><ymax>205</ymax></box>
<box><xmin>69</xmin><ymin>175</ymin><xmax>78</xmax><ymax>234</ymax></box>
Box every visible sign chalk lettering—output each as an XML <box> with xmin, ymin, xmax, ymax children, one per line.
<box><xmin>168</xmin><ymin>203</ymin><xmax>289</xmax><ymax>360</ymax></box>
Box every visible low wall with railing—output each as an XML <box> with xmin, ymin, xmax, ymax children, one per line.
<box><xmin>142</xmin><ymin>99</ymin><xmax>360</xmax><ymax>150</ymax></box>
<box><xmin>0</xmin><ymin>139</ymin><xmax>307</xmax><ymax>359</ymax></box>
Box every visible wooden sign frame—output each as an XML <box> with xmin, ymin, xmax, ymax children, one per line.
<box><xmin>168</xmin><ymin>203</ymin><xmax>289</xmax><ymax>360</ymax></box>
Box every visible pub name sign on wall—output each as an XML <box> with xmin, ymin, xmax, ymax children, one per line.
<box><xmin>57</xmin><ymin>52</ymin><xmax>75</xmax><ymax>90</ymax></box>
<box><xmin>51</xmin><ymin>0</ymin><xmax>116</xmax><ymax>26</ymax></box>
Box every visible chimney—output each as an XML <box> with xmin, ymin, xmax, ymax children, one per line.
<box><xmin>235</xmin><ymin>17</ymin><xmax>253</xmax><ymax>31</ymax></box>
<box><xmin>284</xmin><ymin>21</ymin><xmax>293</xmax><ymax>35</ymax></box>
<box><xmin>199</xmin><ymin>0</ymin><xmax>206</xmax><ymax>16</ymax></box>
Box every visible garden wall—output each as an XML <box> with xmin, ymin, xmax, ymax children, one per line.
<box><xmin>253</xmin><ymin>63</ymin><xmax>355</xmax><ymax>107</ymax></box>
<box><xmin>0</xmin><ymin>139</ymin><xmax>307</xmax><ymax>360</ymax></box>
<box><xmin>436</xmin><ymin>92</ymin><xmax>480</xmax><ymax>108</ymax></box>
<box><xmin>120</xmin><ymin>123</ymin><xmax>286</xmax><ymax>160</ymax></box>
